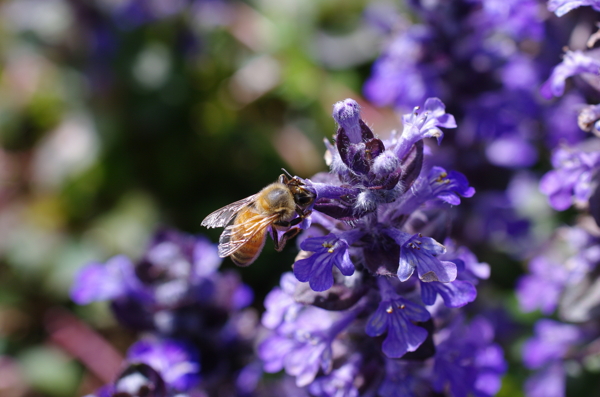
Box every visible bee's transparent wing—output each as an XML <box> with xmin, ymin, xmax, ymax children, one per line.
<box><xmin>218</xmin><ymin>213</ymin><xmax>279</xmax><ymax>258</ymax></box>
<box><xmin>201</xmin><ymin>194</ymin><xmax>258</xmax><ymax>229</ymax></box>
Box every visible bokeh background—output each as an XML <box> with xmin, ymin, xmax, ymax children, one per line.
<box><xmin>0</xmin><ymin>0</ymin><xmax>596</xmax><ymax>396</ymax></box>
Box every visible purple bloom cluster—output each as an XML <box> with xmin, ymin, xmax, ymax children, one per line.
<box><xmin>257</xmin><ymin>99</ymin><xmax>505</xmax><ymax>396</ymax></box>
<box><xmin>363</xmin><ymin>0</ymin><xmax>594</xmax><ymax>170</ymax></box>
<box><xmin>509</xmin><ymin>5</ymin><xmax>600</xmax><ymax>395</ymax></box>
<box><xmin>71</xmin><ymin>229</ymin><xmax>276</xmax><ymax>397</ymax></box>
<box><xmin>547</xmin><ymin>0</ymin><xmax>600</xmax><ymax>16</ymax></box>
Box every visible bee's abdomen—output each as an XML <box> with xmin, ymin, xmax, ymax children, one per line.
<box><xmin>230</xmin><ymin>227</ymin><xmax>267</xmax><ymax>266</ymax></box>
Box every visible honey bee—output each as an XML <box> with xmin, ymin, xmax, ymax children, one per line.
<box><xmin>201</xmin><ymin>173</ymin><xmax>316</xmax><ymax>266</ymax></box>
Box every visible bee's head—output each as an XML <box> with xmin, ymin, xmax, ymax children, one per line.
<box><xmin>291</xmin><ymin>186</ymin><xmax>315</xmax><ymax>210</ymax></box>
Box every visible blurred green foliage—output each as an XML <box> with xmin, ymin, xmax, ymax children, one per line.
<box><xmin>0</xmin><ymin>0</ymin><xmax>386</xmax><ymax>395</ymax></box>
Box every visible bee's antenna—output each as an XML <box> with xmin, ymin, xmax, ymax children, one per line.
<box><xmin>281</xmin><ymin>168</ymin><xmax>293</xmax><ymax>178</ymax></box>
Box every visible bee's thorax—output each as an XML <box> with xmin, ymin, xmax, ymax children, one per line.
<box><xmin>255</xmin><ymin>183</ymin><xmax>296</xmax><ymax>220</ymax></box>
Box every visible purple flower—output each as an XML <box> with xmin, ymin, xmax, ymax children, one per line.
<box><xmin>540</xmin><ymin>143</ymin><xmax>600</xmax><ymax>210</ymax></box>
<box><xmin>544</xmin><ymin>93</ymin><xmax>586</xmax><ymax>148</ymax></box>
<box><xmin>307</xmin><ymin>356</ymin><xmax>360</xmax><ymax>397</ymax></box>
<box><xmin>364</xmin><ymin>25</ymin><xmax>440</xmax><ymax>110</ymax></box>
<box><xmin>378</xmin><ymin>360</ymin><xmax>425</xmax><ymax>397</ymax></box>
<box><xmin>441</xmin><ymin>239</ymin><xmax>491</xmax><ymax>283</ymax></box>
<box><xmin>262</xmin><ymin>272</ymin><xmax>302</xmax><ymax>329</ymax></box>
<box><xmin>366</xmin><ymin>279</ymin><xmax>430</xmax><ymax>358</ymax></box>
<box><xmin>500</xmin><ymin>54</ymin><xmax>541</xmax><ymax>91</ymax></box>
<box><xmin>127</xmin><ymin>337</ymin><xmax>201</xmax><ymax>392</ymax></box>
<box><xmin>548</xmin><ymin>0</ymin><xmax>600</xmax><ymax>16</ymax></box>
<box><xmin>70</xmin><ymin>255</ymin><xmax>150</xmax><ymax>305</ymax></box>
<box><xmin>522</xmin><ymin>319</ymin><xmax>581</xmax><ymax>369</ymax></box>
<box><xmin>433</xmin><ymin>317</ymin><xmax>507</xmax><ymax>397</ymax></box>
<box><xmin>524</xmin><ymin>362</ymin><xmax>566</xmax><ymax>397</ymax></box>
<box><xmin>516</xmin><ymin>256</ymin><xmax>569</xmax><ymax>314</ymax></box>
<box><xmin>394</xmin><ymin>98</ymin><xmax>457</xmax><ymax>160</ymax></box>
<box><xmin>428</xmin><ymin>166</ymin><xmax>475</xmax><ymax>205</ymax></box>
<box><xmin>485</xmin><ymin>136</ymin><xmax>539</xmax><ymax>168</ymax></box>
<box><xmin>541</xmin><ymin>51</ymin><xmax>600</xmax><ymax>99</ymax></box>
<box><xmin>420</xmin><ymin>279</ymin><xmax>477</xmax><ymax>308</ymax></box>
<box><xmin>293</xmin><ymin>233</ymin><xmax>359</xmax><ymax>292</ymax></box>
<box><xmin>475</xmin><ymin>0</ymin><xmax>545</xmax><ymax>41</ymax></box>
<box><xmin>389</xmin><ymin>232</ymin><xmax>457</xmax><ymax>283</ymax></box>
<box><xmin>259</xmin><ymin>307</ymin><xmax>359</xmax><ymax>387</ymax></box>
<box><xmin>328</xmin><ymin>99</ymin><xmax>404</xmax><ymax>210</ymax></box>
<box><xmin>522</xmin><ymin>320</ymin><xmax>582</xmax><ymax>397</ymax></box>
<box><xmin>461</xmin><ymin>90</ymin><xmax>540</xmax><ymax>167</ymax></box>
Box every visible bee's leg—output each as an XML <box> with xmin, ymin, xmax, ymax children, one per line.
<box><xmin>271</xmin><ymin>223</ymin><xmax>303</xmax><ymax>252</ymax></box>
<box><xmin>274</xmin><ymin>213</ymin><xmax>308</xmax><ymax>229</ymax></box>
<box><xmin>270</xmin><ymin>226</ymin><xmax>287</xmax><ymax>252</ymax></box>
<box><xmin>278</xmin><ymin>227</ymin><xmax>302</xmax><ymax>250</ymax></box>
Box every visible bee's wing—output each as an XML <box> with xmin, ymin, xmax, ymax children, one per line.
<box><xmin>201</xmin><ymin>194</ymin><xmax>259</xmax><ymax>229</ymax></box>
<box><xmin>217</xmin><ymin>213</ymin><xmax>279</xmax><ymax>258</ymax></box>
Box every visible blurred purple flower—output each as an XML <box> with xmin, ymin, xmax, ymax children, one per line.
<box><xmin>261</xmin><ymin>272</ymin><xmax>302</xmax><ymax>329</ymax></box>
<box><xmin>540</xmin><ymin>142</ymin><xmax>600</xmax><ymax>210</ymax></box>
<box><xmin>548</xmin><ymin>0</ymin><xmax>600</xmax><ymax>16</ymax></box>
<box><xmin>475</xmin><ymin>0</ymin><xmax>544</xmax><ymax>41</ymax></box>
<box><xmin>127</xmin><ymin>337</ymin><xmax>201</xmax><ymax>391</ymax></box>
<box><xmin>522</xmin><ymin>320</ymin><xmax>583</xmax><ymax>397</ymax></box>
<box><xmin>307</xmin><ymin>356</ymin><xmax>360</xmax><ymax>397</ymax></box>
<box><xmin>433</xmin><ymin>316</ymin><xmax>507</xmax><ymax>397</ymax></box>
<box><xmin>544</xmin><ymin>93</ymin><xmax>587</xmax><ymax>148</ymax></box>
<box><xmin>364</xmin><ymin>25</ymin><xmax>440</xmax><ymax>110</ymax></box>
<box><xmin>541</xmin><ymin>51</ymin><xmax>600</xmax><ymax>99</ymax></box>
<box><xmin>259</xmin><ymin>307</ymin><xmax>358</xmax><ymax>387</ymax></box>
<box><xmin>523</xmin><ymin>319</ymin><xmax>581</xmax><ymax>369</ymax></box>
<box><xmin>71</xmin><ymin>255</ymin><xmax>151</xmax><ymax>305</ymax></box>
<box><xmin>524</xmin><ymin>362</ymin><xmax>566</xmax><ymax>397</ymax></box>
<box><xmin>517</xmin><ymin>257</ymin><xmax>569</xmax><ymax>314</ymax></box>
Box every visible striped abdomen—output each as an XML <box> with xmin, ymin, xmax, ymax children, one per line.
<box><xmin>229</xmin><ymin>208</ymin><xmax>268</xmax><ymax>267</ymax></box>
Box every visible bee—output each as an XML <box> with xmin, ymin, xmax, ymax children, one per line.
<box><xmin>201</xmin><ymin>173</ymin><xmax>316</xmax><ymax>266</ymax></box>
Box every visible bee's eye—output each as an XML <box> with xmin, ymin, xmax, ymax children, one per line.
<box><xmin>296</xmin><ymin>195</ymin><xmax>312</xmax><ymax>205</ymax></box>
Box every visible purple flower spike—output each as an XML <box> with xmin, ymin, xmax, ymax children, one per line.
<box><xmin>127</xmin><ymin>337</ymin><xmax>201</xmax><ymax>392</ymax></box>
<box><xmin>378</xmin><ymin>360</ymin><xmax>423</xmax><ymax>397</ymax></box>
<box><xmin>259</xmin><ymin>307</ymin><xmax>357</xmax><ymax>387</ymax></box>
<box><xmin>393</xmin><ymin>234</ymin><xmax>457</xmax><ymax>283</ymax></box>
<box><xmin>308</xmin><ymin>356</ymin><xmax>360</xmax><ymax>397</ymax></box>
<box><xmin>540</xmin><ymin>144</ymin><xmax>600</xmax><ymax>211</ymax></box>
<box><xmin>332</xmin><ymin>99</ymin><xmax>363</xmax><ymax>144</ymax></box>
<box><xmin>294</xmin><ymin>233</ymin><xmax>359</xmax><ymax>292</ymax></box>
<box><xmin>363</xmin><ymin>25</ymin><xmax>437</xmax><ymax>109</ymax></box>
<box><xmin>548</xmin><ymin>0</ymin><xmax>600</xmax><ymax>16</ymax></box>
<box><xmin>70</xmin><ymin>255</ymin><xmax>148</xmax><ymax>305</ymax></box>
<box><xmin>522</xmin><ymin>319</ymin><xmax>581</xmax><ymax>369</ymax></box>
<box><xmin>262</xmin><ymin>272</ymin><xmax>302</xmax><ymax>329</ymax></box>
<box><xmin>540</xmin><ymin>51</ymin><xmax>600</xmax><ymax>99</ymax></box>
<box><xmin>420</xmin><ymin>279</ymin><xmax>477</xmax><ymax>308</ymax></box>
<box><xmin>433</xmin><ymin>317</ymin><xmax>506</xmax><ymax>397</ymax></box>
<box><xmin>366</xmin><ymin>295</ymin><xmax>430</xmax><ymax>358</ymax></box>
<box><xmin>516</xmin><ymin>257</ymin><xmax>568</xmax><ymax>314</ymax></box>
<box><xmin>524</xmin><ymin>362</ymin><xmax>566</xmax><ymax>397</ymax></box>
<box><xmin>394</xmin><ymin>98</ymin><xmax>457</xmax><ymax>159</ymax></box>
<box><xmin>429</xmin><ymin>166</ymin><xmax>475</xmax><ymax>205</ymax></box>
